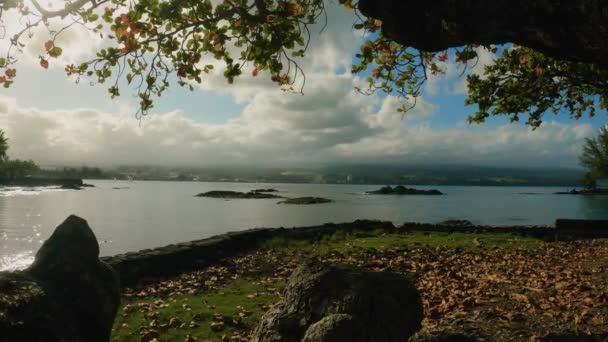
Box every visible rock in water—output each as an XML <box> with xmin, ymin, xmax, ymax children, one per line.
<box><xmin>0</xmin><ymin>215</ymin><xmax>120</xmax><ymax>342</ymax></box>
<box><xmin>277</xmin><ymin>197</ymin><xmax>333</xmax><ymax>205</ymax></box>
<box><xmin>252</xmin><ymin>261</ymin><xmax>423</xmax><ymax>342</ymax></box>
<box><xmin>367</xmin><ymin>186</ymin><xmax>443</xmax><ymax>195</ymax></box>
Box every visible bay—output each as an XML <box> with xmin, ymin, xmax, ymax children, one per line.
<box><xmin>2</xmin><ymin>180</ymin><xmax>608</xmax><ymax>271</ymax></box>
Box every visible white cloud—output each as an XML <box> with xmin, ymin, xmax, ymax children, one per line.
<box><xmin>333</xmin><ymin>121</ymin><xmax>592</xmax><ymax>167</ymax></box>
<box><xmin>0</xmin><ymin>4</ymin><xmax>594</xmax><ymax>169</ymax></box>
<box><xmin>0</xmin><ymin>92</ymin><xmax>592</xmax><ymax>168</ymax></box>
<box><xmin>197</xmin><ymin>1</ymin><xmax>360</xmax><ymax>103</ymax></box>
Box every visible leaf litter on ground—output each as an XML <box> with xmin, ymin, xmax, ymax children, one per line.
<box><xmin>111</xmin><ymin>233</ymin><xmax>608</xmax><ymax>341</ymax></box>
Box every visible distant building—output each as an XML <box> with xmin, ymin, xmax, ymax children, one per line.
<box><xmin>346</xmin><ymin>174</ymin><xmax>352</xmax><ymax>183</ymax></box>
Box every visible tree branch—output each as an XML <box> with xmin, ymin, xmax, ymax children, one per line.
<box><xmin>358</xmin><ymin>0</ymin><xmax>608</xmax><ymax>67</ymax></box>
<box><xmin>30</xmin><ymin>0</ymin><xmax>101</xmax><ymax>19</ymax></box>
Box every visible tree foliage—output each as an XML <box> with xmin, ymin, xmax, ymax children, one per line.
<box><xmin>0</xmin><ymin>159</ymin><xmax>40</xmax><ymax>179</ymax></box>
<box><xmin>0</xmin><ymin>130</ymin><xmax>40</xmax><ymax>179</ymax></box>
<box><xmin>579</xmin><ymin>127</ymin><xmax>608</xmax><ymax>189</ymax></box>
<box><xmin>0</xmin><ymin>0</ymin><xmax>606</xmax><ymax>126</ymax></box>
<box><xmin>467</xmin><ymin>47</ymin><xmax>608</xmax><ymax>128</ymax></box>
<box><xmin>0</xmin><ymin>130</ymin><xmax>8</xmax><ymax>161</ymax></box>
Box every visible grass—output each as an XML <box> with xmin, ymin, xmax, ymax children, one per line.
<box><xmin>260</xmin><ymin>230</ymin><xmax>541</xmax><ymax>253</ymax></box>
<box><xmin>111</xmin><ymin>278</ymin><xmax>285</xmax><ymax>341</ymax></box>
<box><xmin>111</xmin><ymin>229</ymin><xmax>544</xmax><ymax>341</ymax></box>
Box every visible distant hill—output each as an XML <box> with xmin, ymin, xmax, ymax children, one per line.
<box><xmin>316</xmin><ymin>164</ymin><xmax>584</xmax><ymax>186</ymax></box>
<box><xmin>94</xmin><ymin>164</ymin><xmax>584</xmax><ymax>186</ymax></box>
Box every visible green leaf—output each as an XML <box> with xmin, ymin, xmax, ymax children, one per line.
<box><xmin>48</xmin><ymin>46</ymin><xmax>63</xmax><ymax>58</ymax></box>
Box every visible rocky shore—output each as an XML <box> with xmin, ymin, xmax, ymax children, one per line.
<box><xmin>111</xmin><ymin>223</ymin><xmax>608</xmax><ymax>342</ymax></box>
<box><xmin>3</xmin><ymin>216</ymin><xmax>608</xmax><ymax>342</ymax></box>
<box><xmin>101</xmin><ymin>220</ymin><xmax>559</xmax><ymax>287</ymax></box>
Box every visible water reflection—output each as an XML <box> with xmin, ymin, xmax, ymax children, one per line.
<box><xmin>580</xmin><ymin>195</ymin><xmax>608</xmax><ymax>218</ymax></box>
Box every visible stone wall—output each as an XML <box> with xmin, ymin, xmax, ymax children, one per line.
<box><xmin>101</xmin><ymin>220</ymin><xmax>557</xmax><ymax>287</ymax></box>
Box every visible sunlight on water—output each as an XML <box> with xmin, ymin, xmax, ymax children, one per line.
<box><xmin>1</xmin><ymin>180</ymin><xmax>608</xmax><ymax>266</ymax></box>
<box><xmin>0</xmin><ymin>251</ymin><xmax>34</xmax><ymax>271</ymax></box>
<box><xmin>0</xmin><ymin>186</ymin><xmax>66</xmax><ymax>197</ymax></box>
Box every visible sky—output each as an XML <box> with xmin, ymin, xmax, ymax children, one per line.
<box><xmin>0</xmin><ymin>1</ymin><xmax>603</xmax><ymax>168</ymax></box>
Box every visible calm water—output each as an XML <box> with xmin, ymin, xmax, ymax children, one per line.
<box><xmin>2</xmin><ymin>180</ymin><xmax>608</xmax><ymax>271</ymax></box>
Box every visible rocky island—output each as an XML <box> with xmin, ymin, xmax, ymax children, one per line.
<box><xmin>367</xmin><ymin>185</ymin><xmax>443</xmax><ymax>195</ymax></box>
<box><xmin>278</xmin><ymin>197</ymin><xmax>333</xmax><ymax>205</ymax></box>
<box><xmin>554</xmin><ymin>189</ymin><xmax>608</xmax><ymax>195</ymax></box>
<box><xmin>195</xmin><ymin>190</ymin><xmax>283</xmax><ymax>199</ymax></box>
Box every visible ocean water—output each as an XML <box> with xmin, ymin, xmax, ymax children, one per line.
<box><xmin>2</xmin><ymin>180</ymin><xmax>608</xmax><ymax>271</ymax></box>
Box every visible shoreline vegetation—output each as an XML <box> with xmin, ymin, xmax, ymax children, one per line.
<box><xmin>103</xmin><ymin>219</ymin><xmax>608</xmax><ymax>341</ymax></box>
<box><xmin>0</xmin><ymin>177</ymin><xmax>85</xmax><ymax>188</ymax></box>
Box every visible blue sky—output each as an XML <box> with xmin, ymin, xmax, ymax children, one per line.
<box><xmin>0</xmin><ymin>1</ymin><xmax>602</xmax><ymax>168</ymax></box>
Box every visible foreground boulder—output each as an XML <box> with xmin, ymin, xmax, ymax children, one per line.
<box><xmin>0</xmin><ymin>215</ymin><xmax>120</xmax><ymax>342</ymax></box>
<box><xmin>252</xmin><ymin>262</ymin><xmax>422</xmax><ymax>342</ymax></box>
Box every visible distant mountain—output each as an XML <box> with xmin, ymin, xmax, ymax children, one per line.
<box><xmin>96</xmin><ymin>164</ymin><xmax>584</xmax><ymax>186</ymax></box>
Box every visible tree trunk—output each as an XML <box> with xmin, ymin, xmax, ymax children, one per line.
<box><xmin>358</xmin><ymin>0</ymin><xmax>608</xmax><ymax>67</ymax></box>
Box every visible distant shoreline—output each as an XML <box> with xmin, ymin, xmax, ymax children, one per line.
<box><xmin>0</xmin><ymin>177</ymin><xmax>83</xmax><ymax>188</ymax></box>
<box><xmin>83</xmin><ymin>178</ymin><xmax>581</xmax><ymax>187</ymax></box>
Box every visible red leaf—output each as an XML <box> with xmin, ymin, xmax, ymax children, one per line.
<box><xmin>4</xmin><ymin>68</ymin><xmax>16</xmax><ymax>78</ymax></box>
<box><xmin>44</xmin><ymin>40</ymin><xmax>54</xmax><ymax>52</ymax></box>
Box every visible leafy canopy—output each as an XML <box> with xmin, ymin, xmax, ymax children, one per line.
<box><xmin>0</xmin><ymin>0</ymin><xmax>606</xmax><ymax>126</ymax></box>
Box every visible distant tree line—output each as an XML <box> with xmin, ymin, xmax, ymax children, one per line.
<box><xmin>1</xmin><ymin>130</ymin><xmax>107</xmax><ymax>181</ymax></box>
<box><xmin>38</xmin><ymin>166</ymin><xmax>106</xmax><ymax>180</ymax></box>
<box><xmin>0</xmin><ymin>130</ymin><xmax>40</xmax><ymax>180</ymax></box>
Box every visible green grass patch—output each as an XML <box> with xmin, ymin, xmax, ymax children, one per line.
<box><xmin>260</xmin><ymin>230</ymin><xmax>541</xmax><ymax>253</ymax></box>
<box><xmin>111</xmin><ymin>278</ymin><xmax>284</xmax><ymax>341</ymax></box>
